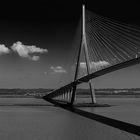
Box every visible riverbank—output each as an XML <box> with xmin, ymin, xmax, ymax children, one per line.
<box><xmin>1</xmin><ymin>94</ymin><xmax>140</xmax><ymax>98</ymax></box>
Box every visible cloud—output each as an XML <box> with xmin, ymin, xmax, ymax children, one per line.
<box><xmin>31</xmin><ymin>55</ymin><xmax>40</xmax><ymax>61</ymax></box>
<box><xmin>80</xmin><ymin>62</ymin><xmax>87</xmax><ymax>69</ymax></box>
<box><xmin>11</xmin><ymin>41</ymin><xmax>48</xmax><ymax>61</ymax></box>
<box><xmin>80</xmin><ymin>61</ymin><xmax>110</xmax><ymax>70</ymax></box>
<box><xmin>0</xmin><ymin>44</ymin><xmax>10</xmax><ymax>54</ymax></box>
<box><xmin>50</xmin><ymin>66</ymin><xmax>67</xmax><ymax>73</ymax></box>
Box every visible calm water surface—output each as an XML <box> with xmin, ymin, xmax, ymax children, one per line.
<box><xmin>0</xmin><ymin>98</ymin><xmax>139</xmax><ymax>140</ymax></box>
<box><xmin>79</xmin><ymin>98</ymin><xmax>140</xmax><ymax>125</ymax></box>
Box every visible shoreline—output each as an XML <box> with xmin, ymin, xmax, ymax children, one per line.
<box><xmin>0</xmin><ymin>95</ymin><xmax>140</xmax><ymax>98</ymax></box>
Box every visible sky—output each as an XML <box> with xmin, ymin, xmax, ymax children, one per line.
<box><xmin>0</xmin><ymin>0</ymin><xmax>140</xmax><ymax>89</ymax></box>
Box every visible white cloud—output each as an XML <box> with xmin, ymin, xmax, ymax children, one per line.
<box><xmin>31</xmin><ymin>55</ymin><xmax>40</xmax><ymax>61</ymax></box>
<box><xmin>11</xmin><ymin>41</ymin><xmax>48</xmax><ymax>61</ymax></box>
<box><xmin>90</xmin><ymin>61</ymin><xmax>110</xmax><ymax>69</ymax></box>
<box><xmin>80</xmin><ymin>62</ymin><xmax>87</xmax><ymax>69</ymax></box>
<box><xmin>0</xmin><ymin>44</ymin><xmax>10</xmax><ymax>54</ymax></box>
<box><xmin>80</xmin><ymin>61</ymin><xmax>110</xmax><ymax>70</ymax></box>
<box><xmin>50</xmin><ymin>66</ymin><xmax>67</xmax><ymax>73</ymax></box>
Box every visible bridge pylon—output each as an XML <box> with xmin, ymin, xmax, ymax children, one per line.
<box><xmin>70</xmin><ymin>5</ymin><xmax>96</xmax><ymax>105</ymax></box>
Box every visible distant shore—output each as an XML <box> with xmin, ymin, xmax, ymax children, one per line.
<box><xmin>0</xmin><ymin>95</ymin><xmax>33</xmax><ymax>98</ymax></box>
<box><xmin>75</xmin><ymin>95</ymin><xmax>140</xmax><ymax>98</ymax></box>
<box><xmin>0</xmin><ymin>94</ymin><xmax>140</xmax><ymax>98</ymax></box>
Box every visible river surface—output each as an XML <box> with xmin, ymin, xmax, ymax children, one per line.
<box><xmin>0</xmin><ymin>98</ymin><xmax>139</xmax><ymax>140</ymax></box>
<box><xmin>79</xmin><ymin>97</ymin><xmax>140</xmax><ymax>126</ymax></box>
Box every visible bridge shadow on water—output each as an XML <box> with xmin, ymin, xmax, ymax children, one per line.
<box><xmin>45</xmin><ymin>98</ymin><xmax>140</xmax><ymax>137</ymax></box>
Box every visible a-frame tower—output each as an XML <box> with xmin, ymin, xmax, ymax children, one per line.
<box><xmin>70</xmin><ymin>5</ymin><xmax>96</xmax><ymax>105</ymax></box>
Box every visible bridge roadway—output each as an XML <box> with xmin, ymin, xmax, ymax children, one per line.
<box><xmin>0</xmin><ymin>97</ymin><xmax>139</xmax><ymax>140</ymax></box>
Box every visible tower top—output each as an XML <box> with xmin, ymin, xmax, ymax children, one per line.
<box><xmin>82</xmin><ymin>4</ymin><xmax>85</xmax><ymax>36</ymax></box>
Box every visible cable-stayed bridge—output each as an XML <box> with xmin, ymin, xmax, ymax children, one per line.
<box><xmin>43</xmin><ymin>5</ymin><xmax>140</xmax><ymax>106</ymax></box>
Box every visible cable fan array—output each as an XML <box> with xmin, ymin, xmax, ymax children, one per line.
<box><xmin>85</xmin><ymin>10</ymin><xmax>140</xmax><ymax>73</ymax></box>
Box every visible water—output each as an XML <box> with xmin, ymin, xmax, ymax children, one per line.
<box><xmin>0</xmin><ymin>98</ymin><xmax>139</xmax><ymax>140</ymax></box>
<box><xmin>79</xmin><ymin>97</ymin><xmax>140</xmax><ymax>125</ymax></box>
